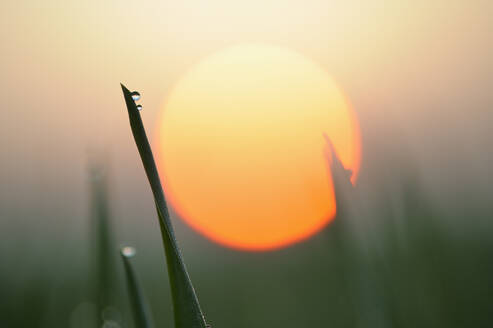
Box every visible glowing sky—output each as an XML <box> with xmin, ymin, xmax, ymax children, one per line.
<box><xmin>0</xmin><ymin>0</ymin><xmax>491</xmax><ymax>245</ymax></box>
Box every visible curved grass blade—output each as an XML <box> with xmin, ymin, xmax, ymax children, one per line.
<box><xmin>120</xmin><ymin>83</ymin><xmax>207</xmax><ymax>328</ymax></box>
<box><xmin>120</xmin><ymin>247</ymin><xmax>155</xmax><ymax>328</ymax></box>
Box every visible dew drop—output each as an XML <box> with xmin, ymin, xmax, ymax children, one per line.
<box><xmin>121</xmin><ymin>246</ymin><xmax>136</xmax><ymax>258</ymax></box>
<box><xmin>130</xmin><ymin>91</ymin><xmax>141</xmax><ymax>101</ymax></box>
<box><xmin>136</xmin><ymin>104</ymin><xmax>142</xmax><ymax>111</ymax></box>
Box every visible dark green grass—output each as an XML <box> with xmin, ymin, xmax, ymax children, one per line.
<box><xmin>121</xmin><ymin>246</ymin><xmax>155</xmax><ymax>328</ymax></box>
<box><xmin>121</xmin><ymin>83</ymin><xmax>208</xmax><ymax>328</ymax></box>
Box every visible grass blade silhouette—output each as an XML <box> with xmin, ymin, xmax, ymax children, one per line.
<box><xmin>121</xmin><ymin>247</ymin><xmax>155</xmax><ymax>328</ymax></box>
<box><xmin>120</xmin><ymin>83</ymin><xmax>207</xmax><ymax>328</ymax></box>
<box><xmin>323</xmin><ymin>133</ymin><xmax>354</xmax><ymax>212</ymax></box>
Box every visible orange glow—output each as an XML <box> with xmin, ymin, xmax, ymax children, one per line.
<box><xmin>155</xmin><ymin>44</ymin><xmax>361</xmax><ymax>251</ymax></box>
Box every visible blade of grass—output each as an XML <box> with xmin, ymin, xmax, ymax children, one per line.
<box><xmin>323</xmin><ymin>133</ymin><xmax>354</xmax><ymax>212</ymax></box>
<box><xmin>120</xmin><ymin>247</ymin><xmax>155</xmax><ymax>328</ymax></box>
<box><xmin>88</xmin><ymin>162</ymin><xmax>116</xmax><ymax>325</ymax></box>
<box><xmin>120</xmin><ymin>83</ymin><xmax>207</xmax><ymax>328</ymax></box>
<box><xmin>323</xmin><ymin>134</ymin><xmax>356</xmax><ymax>248</ymax></box>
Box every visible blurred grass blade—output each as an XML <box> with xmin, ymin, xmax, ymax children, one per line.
<box><xmin>323</xmin><ymin>133</ymin><xmax>354</xmax><ymax>211</ymax></box>
<box><xmin>121</xmin><ymin>247</ymin><xmax>154</xmax><ymax>328</ymax></box>
<box><xmin>88</xmin><ymin>161</ymin><xmax>116</xmax><ymax>324</ymax></box>
<box><xmin>120</xmin><ymin>83</ymin><xmax>207</xmax><ymax>328</ymax></box>
<box><xmin>323</xmin><ymin>133</ymin><xmax>356</xmax><ymax>246</ymax></box>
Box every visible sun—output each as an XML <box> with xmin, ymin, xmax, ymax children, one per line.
<box><xmin>155</xmin><ymin>44</ymin><xmax>361</xmax><ymax>251</ymax></box>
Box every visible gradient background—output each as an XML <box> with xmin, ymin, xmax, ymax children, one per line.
<box><xmin>1</xmin><ymin>1</ymin><xmax>492</xmax><ymax>327</ymax></box>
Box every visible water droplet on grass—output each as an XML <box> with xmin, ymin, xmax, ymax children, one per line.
<box><xmin>130</xmin><ymin>91</ymin><xmax>141</xmax><ymax>101</ymax></box>
<box><xmin>121</xmin><ymin>246</ymin><xmax>136</xmax><ymax>258</ymax></box>
<box><xmin>136</xmin><ymin>104</ymin><xmax>142</xmax><ymax>111</ymax></box>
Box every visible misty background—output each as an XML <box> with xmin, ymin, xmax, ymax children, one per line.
<box><xmin>1</xmin><ymin>1</ymin><xmax>492</xmax><ymax>327</ymax></box>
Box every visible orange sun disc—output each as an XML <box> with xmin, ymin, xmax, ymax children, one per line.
<box><xmin>155</xmin><ymin>44</ymin><xmax>361</xmax><ymax>251</ymax></box>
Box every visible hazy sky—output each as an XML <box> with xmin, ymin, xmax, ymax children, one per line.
<box><xmin>1</xmin><ymin>0</ymin><xmax>491</xmax><ymax>246</ymax></box>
